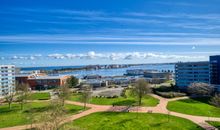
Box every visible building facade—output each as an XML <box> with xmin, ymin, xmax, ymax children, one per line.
<box><xmin>28</xmin><ymin>75</ymin><xmax>70</xmax><ymax>90</ymax></box>
<box><xmin>125</xmin><ymin>69</ymin><xmax>158</xmax><ymax>76</ymax></box>
<box><xmin>0</xmin><ymin>65</ymin><xmax>15</xmax><ymax>98</ymax></box>
<box><xmin>15</xmin><ymin>73</ymin><xmax>69</xmax><ymax>90</ymax></box>
<box><xmin>210</xmin><ymin>55</ymin><xmax>220</xmax><ymax>86</ymax></box>
<box><xmin>175</xmin><ymin>61</ymin><xmax>210</xmax><ymax>90</ymax></box>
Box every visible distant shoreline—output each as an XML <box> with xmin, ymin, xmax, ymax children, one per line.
<box><xmin>20</xmin><ymin>63</ymin><xmax>175</xmax><ymax>71</ymax></box>
<box><xmin>19</xmin><ymin>63</ymin><xmax>176</xmax><ymax>75</ymax></box>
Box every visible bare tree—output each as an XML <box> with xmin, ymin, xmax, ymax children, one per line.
<box><xmin>81</xmin><ymin>85</ymin><xmax>92</xmax><ymax>109</ymax></box>
<box><xmin>4</xmin><ymin>87</ymin><xmax>15</xmax><ymax>109</ymax></box>
<box><xmin>16</xmin><ymin>82</ymin><xmax>30</xmax><ymax>110</ymax></box>
<box><xmin>188</xmin><ymin>82</ymin><xmax>214</xmax><ymax>96</ymax></box>
<box><xmin>58</xmin><ymin>83</ymin><xmax>71</xmax><ymax>106</ymax></box>
<box><xmin>33</xmin><ymin>99</ymin><xmax>65</xmax><ymax>130</ymax></box>
<box><xmin>132</xmin><ymin>79</ymin><xmax>151</xmax><ymax>106</ymax></box>
<box><xmin>26</xmin><ymin>103</ymin><xmax>36</xmax><ymax>129</ymax></box>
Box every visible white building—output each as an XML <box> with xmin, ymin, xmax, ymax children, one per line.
<box><xmin>0</xmin><ymin>65</ymin><xmax>15</xmax><ymax>98</ymax></box>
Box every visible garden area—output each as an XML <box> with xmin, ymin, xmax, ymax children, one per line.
<box><xmin>60</xmin><ymin>112</ymin><xmax>203</xmax><ymax>130</ymax></box>
<box><xmin>153</xmin><ymin>84</ymin><xmax>186</xmax><ymax>98</ymax></box>
<box><xmin>70</xmin><ymin>89</ymin><xmax>159</xmax><ymax>107</ymax></box>
<box><xmin>0</xmin><ymin>101</ymin><xmax>85</xmax><ymax>128</ymax></box>
<box><xmin>167</xmin><ymin>97</ymin><xmax>220</xmax><ymax>117</ymax></box>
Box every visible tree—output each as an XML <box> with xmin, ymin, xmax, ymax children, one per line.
<box><xmin>26</xmin><ymin>103</ymin><xmax>35</xmax><ymax>129</ymax></box>
<box><xmin>121</xmin><ymin>88</ymin><xmax>127</xmax><ymax>98</ymax></box>
<box><xmin>66</xmin><ymin>76</ymin><xmax>78</xmax><ymax>88</ymax></box>
<box><xmin>132</xmin><ymin>79</ymin><xmax>151</xmax><ymax>106</ymax></box>
<box><xmin>210</xmin><ymin>94</ymin><xmax>220</xmax><ymax>107</ymax></box>
<box><xmin>188</xmin><ymin>82</ymin><xmax>214</xmax><ymax>96</ymax></box>
<box><xmin>34</xmin><ymin>99</ymin><xmax>65</xmax><ymax>130</ymax></box>
<box><xmin>81</xmin><ymin>85</ymin><xmax>92</xmax><ymax>109</ymax></box>
<box><xmin>16</xmin><ymin>82</ymin><xmax>30</xmax><ymax>110</ymax></box>
<box><xmin>58</xmin><ymin>83</ymin><xmax>71</xmax><ymax>106</ymax></box>
<box><xmin>4</xmin><ymin>87</ymin><xmax>15</xmax><ymax>109</ymax></box>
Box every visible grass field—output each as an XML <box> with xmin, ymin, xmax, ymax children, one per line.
<box><xmin>28</xmin><ymin>92</ymin><xmax>51</xmax><ymax>100</ymax></box>
<box><xmin>60</xmin><ymin>112</ymin><xmax>203</xmax><ymax>130</ymax></box>
<box><xmin>167</xmin><ymin>97</ymin><xmax>220</xmax><ymax>117</ymax></box>
<box><xmin>0</xmin><ymin>102</ymin><xmax>85</xmax><ymax>128</ymax></box>
<box><xmin>206</xmin><ymin>121</ymin><xmax>220</xmax><ymax>129</ymax></box>
<box><xmin>70</xmin><ymin>93</ymin><xmax>159</xmax><ymax>106</ymax></box>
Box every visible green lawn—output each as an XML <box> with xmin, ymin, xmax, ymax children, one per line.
<box><xmin>60</xmin><ymin>112</ymin><xmax>203</xmax><ymax>130</ymax></box>
<box><xmin>167</xmin><ymin>97</ymin><xmax>220</xmax><ymax>117</ymax></box>
<box><xmin>70</xmin><ymin>93</ymin><xmax>159</xmax><ymax>106</ymax></box>
<box><xmin>0</xmin><ymin>102</ymin><xmax>85</xmax><ymax>128</ymax></box>
<box><xmin>28</xmin><ymin>92</ymin><xmax>50</xmax><ymax>100</ymax></box>
<box><xmin>206</xmin><ymin>121</ymin><xmax>220</xmax><ymax>129</ymax></box>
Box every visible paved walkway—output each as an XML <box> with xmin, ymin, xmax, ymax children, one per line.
<box><xmin>1</xmin><ymin>94</ymin><xmax>219</xmax><ymax>130</ymax></box>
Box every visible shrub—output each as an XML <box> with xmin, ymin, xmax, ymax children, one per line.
<box><xmin>188</xmin><ymin>82</ymin><xmax>214</xmax><ymax>96</ymax></box>
<box><xmin>210</xmin><ymin>94</ymin><xmax>220</xmax><ymax>107</ymax></box>
<box><xmin>112</xmin><ymin>95</ymin><xmax>118</xmax><ymax>98</ymax></box>
<box><xmin>153</xmin><ymin>85</ymin><xmax>173</xmax><ymax>92</ymax></box>
<box><xmin>155</xmin><ymin>91</ymin><xmax>186</xmax><ymax>98</ymax></box>
<box><xmin>121</xmin><ymin>89</ymin><xmax>127</xmax><ymax>98</ymax></box>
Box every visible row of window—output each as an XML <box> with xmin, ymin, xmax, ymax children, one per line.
<box><xmin>177</xmin><ymin>81</ymin><xmax>209</xmax><ymax>85</ymax></box>
<box><xmin>176</xmin><ymin>79</ymin><xmax>209</xmax><ymax>81</ymax></box>
<box><xmin>36</xmin><ymin>79</ymin><xmax>59</xmax><ymax>84</ymax></box>
<box><xmin>0</xmin><ymin>66</ymin><xmax>15</xmax><ymax>69</ymax></box>
<box><xmin>176</xmin><ymin>65</ymin><xmax>209</xmax><ymax>67</ymax></box>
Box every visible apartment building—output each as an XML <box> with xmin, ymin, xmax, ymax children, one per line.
<box><xmin>175</xmin><ymin>61</ymin><xmax>210</xmax><ymax>90</ymax></box>
<box><xmin>0</xmin><ymin>65</ymin><xmax>15</xmax><ymax>98</ymax></box>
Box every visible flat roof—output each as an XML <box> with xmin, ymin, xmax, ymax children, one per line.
<box><xmin>0</xmin><ymin>65</ymin><xmax>15</xmax><ymax>67</ymax></box>
<box><xmin>28</xmin><ymin>75</ymin><xmax>67</xmax><ymax>80</ymax></box>
<box><xmin>15</xmin><ymin>74</ymin><xmax>30</xmax><ymax>77</ymax></box>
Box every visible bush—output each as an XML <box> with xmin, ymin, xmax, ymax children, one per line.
<box><xmin>210</xmin><ymin>94</ymin><xmax>220</xmax><ymax>107</ymax></box>
<box><xmin>111</xmin><ymin>95</ymin><xmax>118</xmax><ymax>98</ymax></box>
<box><xmin>188</xmin><ymin>82</ymin><xmax>214</xmax><ymax>96</ymax></box>
<box><xmin>121</xmin><ymin>89</ymin><xmax>127</xmax><ymax>98</ymax></box>
<box><xmin>155</xmin><ymin>91</ymin><xmax>186</xmax><ymax>98</ymax></box>
<box><xmin>153</xmin><ymin>85</ymin><xmax>173</xmax><ymax>92</ymax></box>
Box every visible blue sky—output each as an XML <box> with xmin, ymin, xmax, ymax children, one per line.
<box><xmin>0</xmin><ymin>0</ymin><xmax>220</xmax><ymax>67</ymax></box>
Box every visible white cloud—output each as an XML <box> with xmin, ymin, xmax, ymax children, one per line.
<box><xmin>48</xmin><ymin>53</ymin><xmax>65</xmax><ymax>59</ymax></box>
<box><xmin>12</xmin><ymin>56</ymin><xmax>18</xmax><ymax>59</ymax></box>
<box><xmin>45</xmin><ymin>51</ymin><xmax>205</xmax><ymax>61</ymax></box>
<box><xmin>29</xmin><ymin>56</ymin><xmax>35</xmax><ymax>60</ymax></box>
<box><xmin>87</xmin><ymin>51</ymin><xmax>96</xmax><ymax>59</ymax></box>
<box><xmin>10</xmin><ymin>55</ymin><xmax>42</xmax><ymax>60</ymax></box>
<box><xmin>192</xmin><ymin>46</ymin><xmax>196</xmax><ymax>50</ymax></box>
<box><xmin>5</xmin><ymin>51</ymin><xmax>209</xmax><ymax>66</ymax></box>
<box><xmin>34</xmin><ymin>54</ymin><xmax>42</xmax><ymax>57</ymax></box>
<box><xmin>109</xmin><ymin>53</ymin><xmax>118</xmax><ymax>60</ymax></box>
<box><xmin>66</xmin><ymin>54</ymin><xmax>76</xmax><ymax>59</ymax></box>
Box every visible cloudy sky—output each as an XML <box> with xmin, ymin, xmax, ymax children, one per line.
<box><xmin>0</xmin><ymin>0</ymin><xmax>220</xmax><ymax>67</ymax></box>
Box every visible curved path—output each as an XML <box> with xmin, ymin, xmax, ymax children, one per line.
<box><xmin>0</xmin><ymin>94</ymin><xmax>219</xmax><ymax>130</ymax></box>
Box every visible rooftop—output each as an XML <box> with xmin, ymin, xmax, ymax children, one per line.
<box><xmin>28</xmin><ymin>75</ymin><xmax>67</xmax><ymax>80</ymax></box>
